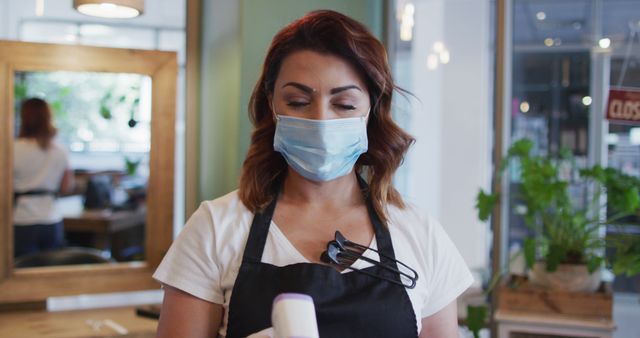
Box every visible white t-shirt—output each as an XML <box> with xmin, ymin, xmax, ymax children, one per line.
<box><xmin>13</xmin><ymin>138</ymin><xmax>69</xmax><ymax>225</ymax></box>
<box><xmin>153</xmin><ymin>190</ymin><xmax>474</xmax><ymax>337</ymax></box>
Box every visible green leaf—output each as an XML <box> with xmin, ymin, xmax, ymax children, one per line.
<box><xmin>14</xmin><ymin>83</ymin><xmax>28</xmax><ymax>102</ymax></box>
<box><xmin>466</xmin><ymin>305</ymin><xmax>487</xmax><ymax>338</ymax></box>
<box><xmin>545</xmin><ymin>244</ymin><xmax>567</xmax><ymax>272</ymax></box>
<box><xmin>558</xmin><ymin>147</ymin><xmax>573</xmax><ymax>160</ymax></box>
<box><xmin>60</xmin><ymin>86</ymin><xmax>71</xmax><ymax>97</ymax></box>
<box><xmin>507</xmin><ymin>138</ymin><xmax>533</xmax><ymax>158</ymax></box>
<box><xmin>100</xmin><ymin>105</ymin><xmax>112</xmax><ymax>119</ymax></box>
<box><xmin>476</xmin><ymin>190</ymin><xmax>499</xmax><ymax>221</ymax></box>
<box><xmin>50</xmin><ymin>101</ymin><xmax>62</xmax><ymax>116</ymax></box>
<box><xmin>587</xmin><ymin>256</ymin><xmax>603</xmax><ymax>274</ymax></box>
<box><xmin>612</xmin><ymin>238</ymin><xmax>640</xmax><ymax>276</ymax></box>
<box><xmin>524</xmin><ymin>238</ymin><xmax>536</xmax><ymax>269</ymax></box>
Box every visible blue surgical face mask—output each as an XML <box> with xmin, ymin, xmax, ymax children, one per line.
<box><xmin>273</xmin><ymin>113</ymin><xmax>369</xmax><ymax>182</ymax></box>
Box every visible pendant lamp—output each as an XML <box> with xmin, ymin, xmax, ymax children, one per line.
<box><xmin>73</xmin><ymin>0</ymin><xmax>144</xmax><ymax>19</ymax></box>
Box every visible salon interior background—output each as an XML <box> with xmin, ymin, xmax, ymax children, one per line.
<box><xmin>0</xmin><ymin>0</ymin><xmax>490</xmax><ymax>274</ymax></box>
<box><xmin>3</xmin><ymin>0</ymin><xmax>640</xmax><ymax>335</ymax></box>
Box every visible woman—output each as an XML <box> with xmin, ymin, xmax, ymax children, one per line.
<box><xmin>155</xmin><ymin>10</ymin><xmax>473</xmax><ymax>338</ymax></box>
<box><xmin>13</xmin><ymin>97</ymin><xmax>74</xmax><ymax>257</ymax></box>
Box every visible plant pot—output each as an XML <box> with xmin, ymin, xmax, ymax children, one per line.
<box><xmin>528</xmin><ymin>262</ymin><xmax>602</xmax><ymax>292</ymax></box>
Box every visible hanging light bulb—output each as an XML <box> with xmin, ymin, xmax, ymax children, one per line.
<box><xmin>73</xmin><ymin>0</ymin><xmax>144</xmax><ymax>19</ymax></box>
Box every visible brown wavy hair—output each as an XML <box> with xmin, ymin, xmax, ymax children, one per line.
<box><xmin>19</xmin><ymin>97</ymin><xmax>57</xmax><ymax>150</ymax></box>
<box><xmin>239</xmin><ymin>10</ymin><xmax>415</xmax><ymax>225</ymax></box>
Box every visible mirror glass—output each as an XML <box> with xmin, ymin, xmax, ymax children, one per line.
<box><xmin>13</xmin><ymin>70</ymin><xmax>152</xmax><ymax>268</ymax></box>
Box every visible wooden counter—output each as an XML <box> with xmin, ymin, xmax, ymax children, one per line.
<box><xmin>0</xmin><ymin>306</ymin><xmax>157</xmax><ymax>338</ymax></box>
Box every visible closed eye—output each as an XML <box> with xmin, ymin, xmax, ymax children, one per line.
<box><xmin>336</xmin><ymin>104</ymin><xmax>357</xmax><ymax>110</ymax></box>
<box><xmin>287</xmin><ymin>101</ymin><xmax>309</xmax><ymax>108</ymax></box>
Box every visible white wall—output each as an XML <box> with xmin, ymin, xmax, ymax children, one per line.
<box><xmin>400</xmin><ymin>0</ymin><xmax>492</xmax><ymax>271</ymax></box>
<box><xmin>0</xmin><ymin>0</ymin><xmax>8</xmax><ymax>39</ymax></box>
<box><xmin>198</xmin><ymin>0</ymin><xmax>243</xmax><ymax>202</ymax></box>
<box><xmin>405</xmin><ymin>0</ymin><xmax>445</xmax><ymax>224</ymax></box>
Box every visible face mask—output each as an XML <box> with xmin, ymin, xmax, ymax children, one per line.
<box><xmin>273</xmin><ymin>114</ymin><xmax>368</xmax><ymax>182</ymax></box>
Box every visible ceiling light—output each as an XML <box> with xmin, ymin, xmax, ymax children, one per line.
<box><xmin>520</xmin><ymin>101</ymin><xmax>530</xmax><ymax>113</ymax></box>
<box><xmin>427</xmin><ymin>54</ymin><xmax>439</xmax><ymax>70</ymax></box>
<box><xmin>536</xmin><ymin>11</ymin><xmax>546</xmax><ymax>21</ymax></box>
<box><xmin>582</xmin><ymin>96</ymin><xmax>592</xmax><ymax>106</ymax></box>
<box><xmin>439</xmin><ymin>50</ymin><xmax>450</xmax><ymax>64</ymax></box>
<box><xmin>399</xmin><ymin>3</ymin><xmax>415</xmax><ymax>41</ymax></box>
<box><xmin>400</xmin><ymin>3</ymin><xmax>415</xmax><ymax>41</ymax></box>
<box><xmin>433</xmin><ymin>41</ymin><xmax>444</xmax><ymax>53</ymax></box>
<box><xmin>544</xmin><ymin>38</ymin><xmax>554</xmax><ymax>47</ymax></box>
<box><xmin>73</xmin><ymin>0</ymin><xmax>144</xmax><ymax>19</ymax></box>
<box><xmin>598</xmin><ymin>38</ymin><xmax>611</xmax><ymax>49</ymax></box>
<box><xmin>400</xmin><ymin>25</ymin><xmax>413</xmax><ymax>41</ymax></box>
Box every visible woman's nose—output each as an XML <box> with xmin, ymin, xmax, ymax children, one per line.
<box><xmin>309</xmin><ymin>101</ymin><xmax>336</xmax><ymax>120</ymax></box>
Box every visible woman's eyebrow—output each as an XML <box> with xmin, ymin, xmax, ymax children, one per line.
<box><xmin>281</xmin><ymin>82</ymin><xmax>362</xmax><ymax>95</ymax></box>
<box><xmin>282</xmin><ymin>82</ymin><xmax>315</xmax><ymax>93</ymax></box>
<box><xmin>330</xmin><ymin>85</ymin><xmax>362</xmax><ymax>95</ymax></box>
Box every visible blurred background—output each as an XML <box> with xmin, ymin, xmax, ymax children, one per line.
<box><xmin>0</xmin><ymin>0</ymin><xmax>638</xmax><ymax>337</ymax></box>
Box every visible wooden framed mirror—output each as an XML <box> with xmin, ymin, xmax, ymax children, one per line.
<box><xmin>0</xmin><ymin>40</ymin><xmax>176</xmax><ymax>305</ymax></box>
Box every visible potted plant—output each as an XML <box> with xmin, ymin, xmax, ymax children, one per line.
<box><xmin>476</xmin><ymin>138</ymin><xmax>640</xmax><ymax>291</ymax></box>
<box><xmin>463</xmin><ymin>138</ymin><xmax>640</xmax><ymax>338</ymax></box>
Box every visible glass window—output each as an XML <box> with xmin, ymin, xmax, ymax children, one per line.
<box><xmin>508</xmin><ymin>0</ymin><xmax>640</xmax><ymax>293</ymax></box>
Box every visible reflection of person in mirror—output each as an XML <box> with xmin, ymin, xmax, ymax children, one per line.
<box><xmin>13</xmin><ymin>97</ymin><xmax>74</xmax><ymax>257</ymax></box>
<box><xmin>154</xmin><ymin>10</ymin><xmax>473</xmax><ymax>338</ymax></box>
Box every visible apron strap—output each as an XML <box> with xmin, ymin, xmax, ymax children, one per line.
<box><xmin>356</xmin><ymin>174</ymin><xmax>398</xmax><ymax>266</ymax></box>
<box><xmin>13</xmin><ymin>189</ymin><xmax>58</xmax><ymax>204</ymax></box>
<box><xmin>243</xmin><ymin>195</ymin><xmax>278</xmax><ymax>263</ymax></box>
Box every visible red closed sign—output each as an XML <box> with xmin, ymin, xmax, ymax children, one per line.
<box><xmin>607</xmin><ymin>88</ymin><xmax>640</xmax><ymax>124</ymax></box>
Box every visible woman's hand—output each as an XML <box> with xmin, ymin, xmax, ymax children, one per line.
<box><xmin>156</xmin><ymin>284</ymin><xmax>224</xmax><ymax>338</ymax></box>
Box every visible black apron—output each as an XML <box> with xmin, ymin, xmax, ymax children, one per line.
<box><xmin>225</xmin><ymin>183</ymin><xmax>418</xmax><ymax>338</ymax></box>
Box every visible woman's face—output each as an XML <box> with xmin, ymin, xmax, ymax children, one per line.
<box><xmin>271</xmin><ymin>50</ymin><xmax>370</xmax><ymax>120</ymax></box>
